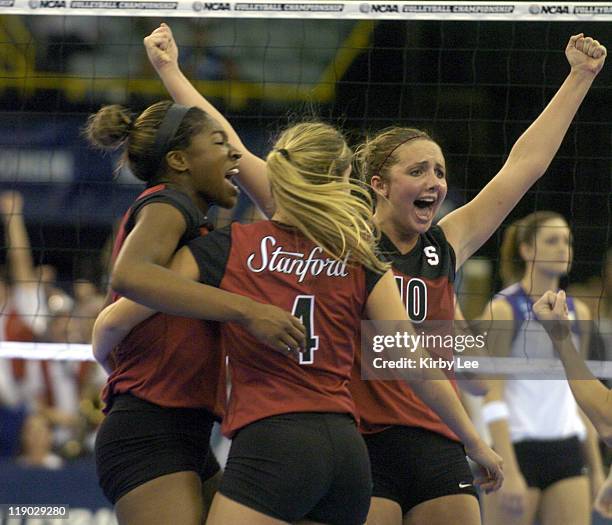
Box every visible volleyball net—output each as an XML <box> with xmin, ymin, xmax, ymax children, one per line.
<box><xmin>0</xmin><ymin>2</ymin><xmax>610</xmax><ymax>376</ymax></box>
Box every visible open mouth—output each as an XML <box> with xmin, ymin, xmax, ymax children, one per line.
<box><xmin>413</xmin><ymin>196</ymin><xmax>436</xmax><ymax>209</ymax></box>
<box><xmin>225</xmin><ymin>167</ymin><xmax>240</xmax><ymax>179</ymax></box>
<box><xmin>412</xmin><ymin>195</ymin><xmax>438</xmax><ymax>224</ymax></box>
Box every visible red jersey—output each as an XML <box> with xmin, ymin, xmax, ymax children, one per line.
<box><xmin>188</xmin><ymin>221</ymin><xmax>383</xmax><ymax>437</ymax></box>
<box><xmin>102</xmin><ymin>185</ymin><xmax>225</xmax><ymax>416</ymax></box>
<box><xmin>349</xmin><ymin>226</ymin><xmax>459</xmax><ymax>441</ymax></box>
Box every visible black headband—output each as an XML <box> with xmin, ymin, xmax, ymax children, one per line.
<box><xmin>373</xmin><ymin>134</ymin><xmax>422</xmax><ymax>179</ymax></box>
<box><xmin>148</xmin><ymin>103</ymin><xmax>192</xmax><ymax>174</ymax></box>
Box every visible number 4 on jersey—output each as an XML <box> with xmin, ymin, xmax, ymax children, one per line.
<box><xmin>291</xmin><ymin>295</ymin><xmax>319</xmax><ymax>365</ymax></box>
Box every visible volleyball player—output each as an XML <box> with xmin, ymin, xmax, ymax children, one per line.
<box><xmin>350</xmin><ymin>34</ymin><xmax>606</xmax><ymax>525</ymax></box>
<box><xmin>96</xmin><ymin>116</ymin><xmax>504</xmax><ymax>524</ymax></box>
<box><xmin>480</xmin><ymin>212</ymin><xmax>603</xmax><ymax>525</ymax></box>
<box><xmin>87</xmin><ymin>101</ymin><xmax>304</xmax><ymax>525</ymax></box>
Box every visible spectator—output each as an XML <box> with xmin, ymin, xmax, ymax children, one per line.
<box><xmin>16</xmin><ymin>413</ymin><xmax>64</xmax><ymax>470</ymax></box>
<box><xmin>0</xmin><ymin>192</ymin><xmax>82</xmax><ymax>454</ymax></box>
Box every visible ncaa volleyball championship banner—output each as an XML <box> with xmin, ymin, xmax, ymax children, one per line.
<box><xmin>0</xmin><ymin>1</ymin><xmax>611</xmax><ymax>21</ymax></box>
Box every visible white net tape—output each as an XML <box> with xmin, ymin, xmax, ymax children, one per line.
<box><xmin>0</xmin><ymin>342</ymin><xmax>94</xmax><ymax>361</ymax></box>
<box><xmin>1</xmin><ymin>1</ymin><xmax>612</xmax><ymax>21</ymax></box>
<box><xmin>3</xmin><ymin>342</ymin><xmax>612</xmax><ymax>378</ymax></box>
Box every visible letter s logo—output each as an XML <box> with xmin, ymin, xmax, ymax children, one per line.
<box><xmin>424</xmin><ymin>246</ymin><xmax>439</xmax><ymax>266</ymax></box>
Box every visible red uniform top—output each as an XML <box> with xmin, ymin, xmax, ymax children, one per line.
<box><xmin>102</xmin><ymin>184</ymin><xmax>225</xmax><ymax>416</ymax></box>
<box><xmin>188</xmin><ymin>221</ymin><xmax>383</xmax><ymax>437</ymax></box>
<box><xmin>349</xmin><ymin>226</ymin><xmax>459</xmax><ymax>441</ymax></box>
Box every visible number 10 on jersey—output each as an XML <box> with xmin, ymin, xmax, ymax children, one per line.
<box><xmin>395</xmin><ymin>276</ymin><xmax>428</xmax><ymax>323</ymax></box>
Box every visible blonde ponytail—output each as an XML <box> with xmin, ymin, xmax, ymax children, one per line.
<box><xmin>267</xmin><ymin>122</ymin><xmax>388</xmax><ymax>274</ymax></box>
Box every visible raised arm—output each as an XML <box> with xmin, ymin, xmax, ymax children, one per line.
<box><xmin>533</xmin><ymin>290</ymin><xmax>612</xmax><ymax>446</ymax></box>
<box><xmin>0</xmin><ymin>191</ymin><xmax>48</xmax><ymax>336</ymax></box>
<box><xmin>365</xmin><ymin>271</ymin><xmax>503</xmax><ymax>492</ymax></box>
<box><xmin>0</xmin><ymin>192</ymin><xmax>36</xmax><ymax>285</ymax></box>
<box><xmin>144</xmin><ymin>23</ymin><xmax>273</xmax><ymax>217</ymax></box>
<box><xmin>441</xmin><ymin>35</ymin><xmax>606</xmax><ymax>269</ymax></box>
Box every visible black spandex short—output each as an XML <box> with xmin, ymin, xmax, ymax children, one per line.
<box><xmin>514</xmin><ymin>435</ymin><xmax>585</xmax><ymax>491</ymax></box>
<box><xmin>364</xmin><ymin>425</ymin><xmax>477</xmax><ymax>515</ymax></box>
<box><xmin>219</xmin><ymin>412</ymin><xmax>372</xmax><ymax>525</ymax></box>
<box><xmin>95</xmin><ymin>394</ymin><xmax>219</xmax><ymax>504</ymax></box>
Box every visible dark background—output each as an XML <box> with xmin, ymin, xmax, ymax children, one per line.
<box><xmin>0</xmin><ymin>17</ymin><xmax>610</xmax><ymax>291</ymax></box>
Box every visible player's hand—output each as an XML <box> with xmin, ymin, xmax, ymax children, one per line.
<box><xmin>242</xmin><ymin>303</ymin><xmax>306</xmax><ymax>357</ymax></box>
<box><xmin>566</xmin><ymin>33</ymin><xmax>606</xmax><ymax>77</ymax></box>
<box><xmin>533</xmin><ymin>290</ymin><xmax>569</xmax><ymax>321</ymax></box>
<box><xmin>496</xmin><ymin>469</ymin><xmax>529</xmax><ymax>516</ymax></box>
<box><xmin>144</xmin><ymin>23</ymin><xmax>179</xmax><ymax>72</ymax></box>
<box><xmin>533</xmin><ymin>290</ymin><xmax>571</xmax><ymax>341</ymax></box>
<box><xmin>0</xmin><ymin>191</ymin><xmax>24</xmax><ymax>216</ymax></box>
<box><xmin>594</xmin><ymin>472</ymin><xmax>612</xmax><ymax>518</ymax></box>
<box><xmin>464</xmin><ymin>439</ymin><xmax>504</xmax><ymax>494</ymax></box>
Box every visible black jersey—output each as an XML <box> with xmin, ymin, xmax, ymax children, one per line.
<box><xmin>350</xmin><ymin>226</ymin><xmax>460</xmax><ymax>440</ymax></box>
